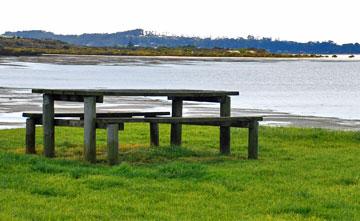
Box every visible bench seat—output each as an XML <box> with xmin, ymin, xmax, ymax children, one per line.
<box><xmin>96</xmin><ymin>116</ymin><xmax>262</xmax><ymax>127</ymax></box>
<box><xmin>23</xmin><ymin>111</ymin><xmax>170</xmax><ymax>155</ymax></box>
<box><xmin>23</xmin><ymin>111</ymin><xmax>170</xmax><ymax>119</ymax></box>
<box><xmin>24</xmin><ymin>112</ymin><xmax>262</xmax><ymax>165</ymax></box>
<box><xmin>98</xmin><ymin>116</ymin><xmax>262</xmax><ymax>164</ymax></box>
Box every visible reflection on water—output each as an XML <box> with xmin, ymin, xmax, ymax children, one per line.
<box><xmin>0</xmin><ymin>55</ymin><xmax>359</xmax><ymax>120</ymax></box>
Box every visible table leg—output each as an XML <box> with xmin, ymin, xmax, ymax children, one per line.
<box><xmin>248</xmin><ymin>121</ymin><xmax>259</xmax><ymax>159</ymax></box>
<box><xmin>26</xmin><ymin>118</ymin><xmax>36</xmax><ymax>154</ymax></box>
<box><xmin>171</xmin><ymin>98</ymin><xmax>183</xmax><ymax>146</ymax></box>
<box><xmin>107</xmin><ymin>124</ymin><xmax>119</xmax><ymax>165</ymax></box>
<box><xmin>43</xmin><ymin>94</ymin><xmax>55</xmax><ymax>157</ymax></box>
<box><xmin>220</xmin><ymin>96</ymin><xmax>231</xmax><ymax>154</ymax></box>
<box><xmin>84</xmin><ymin>96</ymin><xmax>97</xmax><ymax>163</ymax></box>
<box><xmin>150</xmin><ymin>122</ymin><xmax>159</xmax><ymax>146</ymax></box>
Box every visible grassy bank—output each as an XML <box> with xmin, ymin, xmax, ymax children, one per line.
<box><xmin>0</xmin><ymin>125</ymin><xmax>359</xmax><ymax>220</ymax></box>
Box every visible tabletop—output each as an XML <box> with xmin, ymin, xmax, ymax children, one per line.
<box><xmin>32</xmin><ymin>89</ymin><xmax>239</xmax><ymax>97</ymax></box>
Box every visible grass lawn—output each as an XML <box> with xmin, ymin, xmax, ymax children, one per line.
<box><xmin>0</xmin><ymin>124</ymin><xmax>359</xmax><ymax>220</ymax></box>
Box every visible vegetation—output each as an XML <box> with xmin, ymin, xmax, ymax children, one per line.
<box><xmin>0</xmin><ymin>36</ymin><xmax>320</xmax><ymax>58</ymax></box>
<box><xmin>0</xmin><ymin>35</ymin><xmax>68</xmax><ymax>56</ymax></box>
<box><xmin>0</xmin><ymin>124</ymin><xmax>359</xmax><ymax>220</ymax></box>
<box><xmin>4</xmin><ymin>29</ymin><xmax>360</xmax><ymax>54</ymax></box>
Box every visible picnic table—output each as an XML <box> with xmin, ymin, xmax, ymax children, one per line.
<box><xmin>31</xmin><ymin>89</ymin><xmax>241</xmax><ymax>163</ymax></box>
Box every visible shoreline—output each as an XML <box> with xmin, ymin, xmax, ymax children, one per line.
<box><xmin>0</xmin><ymin>88</ymin><xmax>359</xmax><ymax>131</ymax></box>
<box><xmin>1</xmin><ymin>54</ymin><xmax>360</xmax><ymax>66</ymax></box>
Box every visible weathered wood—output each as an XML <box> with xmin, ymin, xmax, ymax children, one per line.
<box><xmin>96</xmin><ymin>122</ymin><xmax>124</xmax><ymax>130</ymax></box>
<box><xmin>80</xmin><ymin>112</ymin><xmax>170</xmax><ymax>120</ymax></box>
<box><xmin>107</xmin><ymin>124</ymin><xmax>119</xmax><ymax>165</ymax></box>
<box><xmin>167</xmin><ymin>96</ymin><xmax>222</xmax><ymax>103</ymax></box>
<box><xmin>248</xmin><ymin>121</ymin><xmax>259</xmax><ymax>159</ymax></box>
<box><xmin>26</xmin><ymin>118</ymin><xmax>124</xmax><ymax>130</ymax></box>
<box><xmin>97</xmin><ymin>118</ymin><xmax>250</xmax><ymax>127</ymax></box>
<box><xmin>25</xmin><ymin>118</ymin><xmax>36</xmax><ymax>154</ymax></box>
<box><xmin>220</xmin><ymin>96</ymin><xmax>231</xmax><ymax>154</ymax></box>
<box><xmin>32</xmin><ymin>89</ymin><xmax>239</xmax><ymax>97</ymax></box>
<box><xmin>43</xmin><ymin>94</ymin><xmax>55</xmax><ymax>157</ymax></box>
<box><xmin>23</xmin><ymin>111</ymin><xmax>170</xmax><ymax>119</ymax></box>
<box><xmin>171</xmin><ymin>98</ymin><xmax>183</xmax><ymax>146</ymax></box>
<box><xmin>52</xmin><ymin>94</ymin><xmax>103</xmax><ymax>103</ymax></box>
<box><xmin>55</xmin><ymin>119</ymin><xmax>84</xmax><ymax>127</ymax></box>
<box><xmin>150</xmin><ymin>122</ymin><xmax>159</xmax><ymax>146</ymax></box>
<box><xmin>183</xmin><ymin>121</ymin><xmax>248</xmax><ymax>128</ymax></box>
<box><xmin>96</xmin><ymin>116</ymin><xmax>262</xmax><ymax>125</ymax></box>
<box><xmin>84</xmin><ymin>96</ymin><xmax>97</xmax><ymax>163</ymax></box>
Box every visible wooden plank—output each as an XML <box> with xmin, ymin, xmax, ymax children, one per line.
<box><xmin>43</xmin><ymin>94</ymin><xmax>55</xmax><ymax>157</ymax></box>
<box><xmin>96</xmin><ymin>116</ymin><xmax>262</xmax><ymax>124</ymax></box>
<box><xmin>220</xmin><ymin>96</ymin><xmax>231</xmax><ymax>154</ymax></box>
<box><xmin>107</xmin><ymin>124</ymin><xmax>119</xmax><ymax>165</ymax></box>
<box><xmin>47</xmin><ymin>117</ymin><xmax>248</xmax><ymax>129</ymax></box>
<box><xmin>32</xmin><ymin>89</ymin><xmax>239</xmax><ymax>97</ymax></box>
<box><xmin>80</xmin><ymin>112</ymin><xmax>170</xmax><ymax>119</ymax></box>
<box><xmin>167</xmin><ymin>96</ymin><xmax>222</xmax><ymax>103</ymax></box>
<box><xmin>54</xmin><ymin>119</ymin><xmax>84</xmax><ymax>127</ymax></box>
<box><xmin>248</xmin><ymin>121</ymin><xmax>259</xmax><ymax>159</ymax></box>
<box><xmin>84</xmin><ymin>97</ymin><xmax>97</xmax><ymax>163</ymax></box>
<box><xmin>25</xmin><ymin>118</ymin><xmax>36</xmax><ymax>154</ymax></box>
<box><xmin>178</xmin><ymin>121</ymin><xmax>249</xmax><ymax>128</ymax></box>
<box><xmin>150</xmin><ymin>122</ymin><xmax>159</xmax><ymax>146</ymax></box>
<box><xmin>95</xmin><ymin>122</ymin><xmax>124</xmax><ymax>130</ymax></box>
<box><xmin>53</xmin><ymin>119</ymin><xmax>124</xmax><ymax>130</ymax></box>
<box><xmin>52</xmin><ymin>94</ymin><xmax>103</xmax><ymax>103</ymax></box>
<box><xmin>23</xmin><ymin>111</ymin><xmax>170</xmax><ymax>118</ymax></box>
<box><xmin>97</xmin><ymin>118</ymin><xmax>250</xmax><ymax>127</ymax></box>
<box><xmin>171</xmin><ymin>98</ymin><xmax>183</xmax><ymax>146</ymax></box>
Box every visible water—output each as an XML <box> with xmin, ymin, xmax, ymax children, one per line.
<box><xmin>0</xmin><ymin>56</ymin><xmax>359</xmax><ymax>120</ymax></box>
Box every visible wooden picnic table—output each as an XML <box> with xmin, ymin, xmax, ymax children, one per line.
<box><xmin>32</xmin><ymin>89</ymin><xmax>239</xmax><ymax>163</ymax></box>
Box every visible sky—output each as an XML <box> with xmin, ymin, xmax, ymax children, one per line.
<box><xmin>1</xmin><ymin>0</ymin><xmax>360</xmax><ymax>44</ymax></box>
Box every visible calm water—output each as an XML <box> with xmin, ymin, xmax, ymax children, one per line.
<box><xmin>0</xmin><ymin>56</ymin><xmax>359</xmax><ymax>120</ymax></box>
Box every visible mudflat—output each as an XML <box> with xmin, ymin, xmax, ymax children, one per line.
<box><xmin>1</xmin><ymin>88</ymin><xmax>359</xmax><ymax>131</ymax></box>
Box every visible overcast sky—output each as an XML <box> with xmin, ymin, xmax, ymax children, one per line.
<box><xmin>1</xmin><ymin>0</ymin><xmax>359</xmax><ymax>44</ymax></box>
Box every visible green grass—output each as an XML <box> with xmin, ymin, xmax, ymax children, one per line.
<box><xmin>0</xmin><ymin>124</ymin><xmax>359</xmax><ymax>220</ymax></box>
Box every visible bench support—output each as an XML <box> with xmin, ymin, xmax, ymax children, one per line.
<box><xmin>248</xmin><ymin>121</ymin><xmax>259</xmax><ymax>159</ymax></box>
<box><xmin>84</xmin><ymin>96</ymin><xmax>97</xmax><ymax>163</ymax></box>
<box><xmin>25</xmin><ymin>118</ymin><xmax>36</xmax><ymax>154</ymax></box>
<box><xmin>220</xmin><ymin>96</ymin><xmax>231</xmax><ymax>154</ymax></box>
<box><xmin>43</xmin><ymin>94</ymin><xmax>55</xmax><ymax>157</ymax></box>
<box><xmin>107</xmin><ymin>124</ymin><xmax>119</xmax><ymax>165</ymax></box>
<box><xmin>171</xmin><ymin>98</ymin><xmax>183</xmax><ymax>146</ymax></box>
<box><xmin>150</xmin><ymin>122</ymin><xmax>159</xmax><ymax>146</ymax></box>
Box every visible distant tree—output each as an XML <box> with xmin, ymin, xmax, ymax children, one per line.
<box><xmin>127</xmin><ymin>40</ymin><xmax>134</xmax><ymax>48</ymax></box>
<box><xmin>247</xmin><ymin>35</ymin><xmax>255</xmax><ymax>40</ymax></box>
<box><xmin>181</xmin><ymin>44</ymin><xmax>196</xmax><ymax>49</ymax></box>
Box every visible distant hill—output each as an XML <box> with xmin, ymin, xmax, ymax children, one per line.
<box><xmin>0</xmin><ymin>35</ymin><xmax>72</xmax><ymax>56</ymax></box>
<box><xmin>3</xmin><ymin>29</ymin><xmax>360</xmax><ymax>54</ymax></box>
<box><xmin>0</xmin><ymin>35</ymin><xmax>70</xmax><ymax>49</ymax></box>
